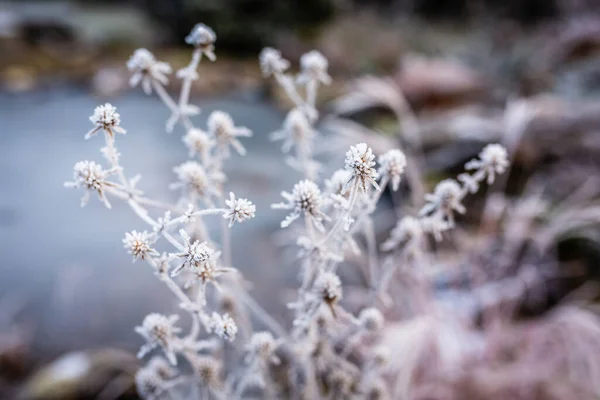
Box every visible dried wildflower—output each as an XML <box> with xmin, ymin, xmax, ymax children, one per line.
<box><xmin>64</xmin><ymin>160</ymin><xmax>117</xmax><ymax>208</ymax></box>
<box><xmin>223</xmin><ymin>192</ymin><xmax>256</xmax><ymax>227</ymax></box>
<box><xmin>135</xmin><ymin>313</ymin><xmax>181</xmax><ymax>365</ymax></box>
<box><xmin>315</xmin><ymin>272</ymin><xmax>343</xmax><ymax>305</ymax></box>
<box><xmin>182</xmin><ymin>128</ymin><xmax>214</xmax><ymax>159</ymax></box>
<box><xmin>127</xmin><ymin>48</ymin><xmax>172</xmax><ymax>95</ymax></box>
<box><xmin>248</xmin><ymin>331</ymin><xmax>278</xmax><ymax>361</ymax></box>
<box><xmin>270</xmin><ymin>108</ymin><xmax>316</xmax><ymax>154</ymax></box>
<box><xmin>135</xmin><ymin>367</ymin><xmax>164</xmax><ymax>399</ymax></box>
<box><xmin>170</xmin><ymin>161</ymin><xmax>222</xmax><ymax>202</ymax></box>
<box><xmin>380</xmin><ymin>216</ymin><xmax>423</xmax><ymax>252</ymax></box>
<box><xmin>297</xmin><ymin>50</ymin><xmax>331</xmax><ymax>85</ymax></box>
<box><xmin>207</xmin><ymin>111</ymin><xmax>253</xmax><ymax>157</ymax></box>
<box><xmin>86</xmin><ymin>103</ymin><xmax>126</xmax><ymax>140</ymax></box>
<box><xmin>272</xmin><ymin>179</ymin><xmax>329</xmax><ymax>231</ymax></box>
<box><xmin>185</xmin><ymin>23</ymin><xmax>217</xmax><ymax>61</ymax></box>
<box><xmin>420</xmin><ymin>179</ymin><xmax>465</xmax><ymax>226</ymax></box>
<box><xmin>259</xmin><ymin>47</ymin><xmax>290</xmax><ymax>77</ymax></box>
<box><xmin>210</xmin><ymin>312</ymin><xmax>238</xmax><ymax>342</ymax></box>
<box><xmin>344</xmin><ymin>143</ymin><xmax>380</xmax><ymax>193</ymax></box>
<box><xmin>189</xmin><ymin>355</ymin><xmax>222</xmax><ymax>388</ymax></box>
<box><xmin>171</xmin><ymin>229</ymin><xmax>220</xmax><ymax>276</ymax></box>
<box><xmin>465</xmin><ymin>143</ymin><xmax>509</xmax><ymax>184</ymax></box>
<box><xmin>358</xmin><ymin>308</ymin><xmax>384</xmax><ymax>332</ymax></box>
<box><xmin>123</xmin><ymin>230</ymin><xmax>159</xmax><ymax>261</ymax></box>
<box><xmin>378</xmin><ymin>149</ymin><xmax>407</xmax><ymax>191</ymax></box>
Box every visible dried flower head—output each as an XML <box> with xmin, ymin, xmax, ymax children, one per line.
<box><xmin>380</xmin><ymin>216</ymin><xmax>423</xmax><ymax>252</ymax></box>
<box><xmin>272</xmin><ymin>179</ymin><xmax>329</xmax><ymax>231</ymax></box>
<box><xmin>465</xmin><ymin>143</ymin><xmax>509</xmax><ymax>184</ymax></box>
<box><xmin>297</xmin><ymin>50</ymin><xmax>331</xmax><ymax>85</ymax></box>
<box><xmin>189</xmin><ymin>355</ymin><xmax>222</xmax><ymax>389</ymax></box>
<box><xmin>170</xmin><ymin>161</ymin><xmax>222</xmax><ymax>202</ymax></box>
<box><xmin>123</xmin><ymin>230</ymin><xmax>159</xmax><ymax>261</ymax></box>
<box><xmin>259</xmin><ymin>47</ymin><xmax>290</xmax><ymax>77</ymax></box>
<box><xmin>248</xmin><ymin>331</ymin><xmax>278</xmax><ymax>361</ymax></box>
<box><xmin>64</xmin><ymin>160</ymin><xmax>117</xmax><ymax>208</ymax></box>
<box><xmin>378</xmin><ymin>149</ymin><xmax>407</xmax><ymax>191</ymax></box>
<box><xmin>358</xmin><ymin>308</ymin><xmax>384</xmax><ymax>332</ymax></box>
<box><xmin>182</xmin><ymin>128</ymin><xmax>215</xmax><ymax>159</ymax></box>
<box><xmin>185</xmin><ymin>23</ymin><xmax>217</xmax><ymax>61</ymax></box>
<box><xmin>135</xmin><ymin>313</ymin><xmax>181</xmax><ymax>365</ymax></box>
<box><xmin>210</xmin><ymin>312</ymin><xmax>238</xmax><ymax>342</ymax></box>
<box><xmin>223</xmin><ymin>192</ymin><xmax>256</xmax><ymax>227</ymax></box>
<box><xmin>86</xmin><ymin>103</ymin><xmax>126</xmax><ymax>140</ymax></box>
<box><xmin>135</xmin><ymin>367</ymin><xmax>164</xmax><ymax>399</ymax></box>
<box><xmin>315</xmin><ymin>271</ymin><xmax>343</xmax><ymax>305</ymax></box>
<box><xmin>127</xmin><ymin>48</ymin><xmax>172</xmax><ymax>95</ymax></box>
<box><xmin>270</xmin><ymin>108</ymin><xmax>316</xmax><ymax>154</ymax></box>
<box><xmin>171</xmin><ymin>229</ymin><xmax>220</xmax><ymax>276</ymax></box>
<box><xmin>420</xmin><ymin>179</ymin><xmax>465</xmax><ymax>226</ymax></box>
<box><xmin>207</xmin><ymin>111</ymin><xmax>253</xmax><ymax>157</ymax></box>
<box><xmin>344</xmin><ymin>143</ymin><xmax>380</xmax><ymax>193</ymax></box>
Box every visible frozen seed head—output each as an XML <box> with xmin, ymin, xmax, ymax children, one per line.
<box><xmin>207</xmin><ymin>111</ymin><xmax>253</xmax><ymax>157</ymax></box>
<box><xmin>171</xmin><ymin>161</ymin><xmax>222</xmax><ymax>201</ymax></box>
<box><xmin>224</xmin><ymin>192</ymin><xmax>256</xmax><ymax>227</ymax></box>
<box><xmin>315</xmin><ymin>272</ymin><xmax>342</xmax><ymax>305</ymax></box>
<box><xmin>123</xmin><ymin>230</ymin><xmax>159</xmax><ymax>262</ymax></box>
<box><xmin>185</xmin><ymin>23</ymin><xmax>217</xmax><ymax>61</ymax></box>
<box><xmin>135</xmin><ymin>367</ymin><xmax>164</xmax><ymax>399</ymax></box>
<box><xmin>135</xmin><ymin>314</ymin><xmax>181</xmax><ymax>365</ymax></box>
<box><xmin>344</xmin><ymin>143</ymin><xmax>379</xmax><ymax>193</ymax></box>
<box><xmin>172</xmin><ymin>230</ymin><xmax>220</xmax><ymax>276</ymax></box>
<box><xmin>270</xmin><ymin>108</ymin><xmax>315</xmax><ymax>154</ymax></box>
<box><xmin>190</xmin><ymin>355</ymin><xmax>222</xmax><ymax>388</ymax></box>
<box><xmin>380</xmin><ymin>216</ymin><xmax>423</xmax><ymax>252</ymax></box>
<box><xmin>86</xmin><ymin>103</ymin><xmax>126</xmax><ymax>140</ymax></box>
<box><xmin>420</xmin><ymin>179</ymin><xmax>465</xmax><ymax>226</ymax></box>
<box><xmin>127</xmin><ymin>48</ymin><xmax>172</xmax><ymax>95</ymax></box>
<box><xmin>325</xmin><ymin>169</ymin><xmax>353</xmax><ymax>196</ymax></box>
<box><xmin>182</xmin><ymin>128</ymin><xmax>214</xmax><ymax>159</ymax></box>
<box><xmin>378</xmin><ymin>149</ymin><xmax>407</xmax><ymax>191</ymax></box>
<box><xmin>259</xmin><ymin>47</ymin><xmax>290</xmax><ymax>77</ymax></box>
<box><xmin>272</xmin><ymin>179</ymin><xmax>329</xmax><ymax>231</ymax></box>
<box><xmin>248</xmin><ymin>331</ymin><xmax>278</xmax><ymax>360</ymax></box>
<box><xmin>210</xmin><ymin>312</ymin><xmax>238</xmax><ymax>342</ymax></box>
<box><xmin>64</xmin><ymin>160</ymin><xmax>116</xmax><ymax>208</ymax></box>
<box><xmin>358</xmin><ymin>308</ymin><xmax>384</xmax><ymax>332</ymax></box>
<box><xmin>297</xmin><ymin>50</ymin><xmax>331</xmax><ymax>85</ymax></box>
<box><xmin>466</xmin><ymin>143</ymin><xmax>509</xmax><ymax>184</ymax></box>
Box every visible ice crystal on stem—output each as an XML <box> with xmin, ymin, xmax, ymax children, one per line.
<box><xmin>344</xmin><ymin>143</ymin><xmax>380</xmax><ymax>193</ymax></box>
<box><xmin>171</xmin><ymin>229</ymin><xmax>220</xmax><ymax>277</ymax></box>
<box><xmin>210</xmin><ymin>312</ymin><xmax>238</xmax><ymax>342</ymax></box>
<box><xmin>272</xmin><ymin>180</ymin><xmax>329</xmax><ymax>231</ymax></box>
<box><xmin>135</xmin><ymin>313</ymin><xmax>182</xmax><ymax>365</ymax></box>
<box><xmin>127</xmin><ymin>48</ymin><xmax>173</xmax><ymax>95</ymax></box>
<box><xmin>64</xmin><ymin>160</ymin><xmax>117</xmax><ymax>208</ymax></box>
<box><xmin>223</xmin><ymin>192</ymin><xmax>256</xmax><ymax>227</ymax></box>
<box><xmin>86</xmin><ymin>103</ymin><xmax>126</xmax><ymax>140</ymax></box>
<box><xmin>123</xmin><ymin>230</ymin><xmax>159</xmax><ymax>261</ymax></box>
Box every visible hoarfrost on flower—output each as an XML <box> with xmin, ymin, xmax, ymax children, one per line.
<box><xmin>248</xmin><ymin>331</ymin><xmax>279</xmax><ymax>361</ymax></box>
<box><xmin>358</xmin><ymin>308</ymin><xmax>384</xmax><ymax>331</ymax></box>
<box><xmin>86</xmin><ymin>103</ymin><xmax>126</xmax><ymax>140</ymax></box>
<box><xmin>207</xmin><ymin>111</ymin><xmax>253</xmax><ymax>157</ymax></box>
<box><xmin>182</xmin><ymin>128</ymin><xmax>215</xmax><ymax>159</ymax></box>
<box><xmin>223</xmin><ymin>192</ymin><xmax>256</xmax><ymax>227</ymax></box>
<box><xmin>259</xmin><ymin>47</ymin><xmax>290</xmax><ymax>77</ymax></box>
<box><xmin>420</xmin><ymin>179</ymin><xmax>465</xmax><ymax>227</ymax></box>
<box><xmin>123</xmin><ymin>230</ymin><xmax>159</xmax><ymax>261</ymax></box>
<box><xmin>64</xmin><ymin>160</ymin><xmax>117</xmax><ymax>208</ymax></box>
<box><xmin>315</xmin><ymin>272</ymin><xmax>343</xmax><ymax>305</ymax></box>
<box><xmin>185</xmin><ymin>23</ymin><xmax>217</xmax><ymax>61</ymax></box>
<box><xmin>344</xmin><ymin>143</ymin><xmax>380</xmax><ymax>193</ymax></box>
<box><xmin>297</xmin><ymin>50</ymin><xmax>331</xmax><ymax>85</ymax></box>
<box><xmin>135</xmin><ymin>313</ymin><xmax>181</xmax><ymax>365</ymax></box>
<box><xmin>171</xmin><ymin>229</ymin><xmax>220</xmax><ymax>277</ymax></box>
<box><xmin>135</xmin><ymin>367</ymin><xmax>164</xmax><ymax>399</ymax></box>
<box><xmin>127</xmin><ymin>48</ymin><xmax>172</xmax><ymax>95</ymax></box>
<box><xmin>378</xmin><ymin>149</ymin><xmax>407</xmax><ymax>191</ymax></box>
<box><xmin>270</xmin><ymin>108</ymin><xmax>316</xmax><ymax>154</ymax></box>
<box><xmin>465</xmin><ymin>143</ymin><xmax>509</xmax><ymax>184</ymax></box>
<box><xmin>170</xmin><ymin>161</ymin><xmax>223</xmax><ymax>202</ymax></box>
<box><xmin>381</xmin><ymin>216</ymin><xmax>423</xmax><ymax>252</ymax></box>
<box><xmin>210</xmin><ymin>312</ymin><xmax>238</xmax><ymax>342</ymax></box>
<box><xmin>271</xmin><ymin>179</ymin><xmax>329</xmax><ymax>231</ymax></box>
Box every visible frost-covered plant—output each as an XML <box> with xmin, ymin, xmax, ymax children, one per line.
<box><xmin>63</xmin><ymin>23</ymin><xmax>526</xmax><ymax>400</ymax></box>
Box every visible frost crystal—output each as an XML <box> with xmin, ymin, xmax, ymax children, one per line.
<box><xmin>127</xmin><ymin>48</ymin><xmax>172</xmax><ymax>95</ymax></box>
<box><xmin>185</xmin><ymin>23</ymin><xmax>217</xmax><ymax>61</ymax></box>
<box><xmin>135</xmin><ymin>313</ymin><xmax>181</xmax><ymax>365</ymax></box>
<box><xmin>223</xmin><ymin>192</ymin><xmax>256</xmax><ymax>227</ymax></box>
<box><xmin>86</xmin><ymin>103</ymin><xmax>126</xmax><ymax>140</ymax></box>
<box><xmin>64</xmin><ymin>160</ymin><xmax>116</xmax><ymax>208</ymax></box>
<box><xmin>259</xmin><ymin>47</ymin><xmax>290</xmax><ymax>77</ymax></box>
<box><xmin>272</xmin><ymin>180</ymin><xmax>329</xmax><ymax>231</ymax></box>
<box><xmin>344</xmin><ymin>143</ymin><xmax>380</xmax><ymax>193</ymax></box>
<box><xmin>171</xmin><ymin>230</ymin><xmax>220</xmax><ymax>277</ymax></box>
<box><xmin>378</xmin><ymin>149</ymin><xmax>407</xmax><ymax>191</ymax></box>
<box><xmin>207</xmin><ymin>111</ymin><xmax>253</xmax><ymax>157</ymax></box>
<box><xmin>297</xmin><ymin>50</ymin><xmax>331</xmax><ymax>85</ymax></box>
<box><xmin>123</xmin><ymin>230</ymin><xmax>159</xmax><ymax>261</ymax></box>
<box><xmin>210</xmin><ymin>312</ymin><xmax>238</xmax><ymax>342</ymax></box>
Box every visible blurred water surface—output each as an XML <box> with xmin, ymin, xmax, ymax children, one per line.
<box><xmin>0</xmin><ymin>88</ymin><xmax>296</xmax><ymax>357</ymax></box>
